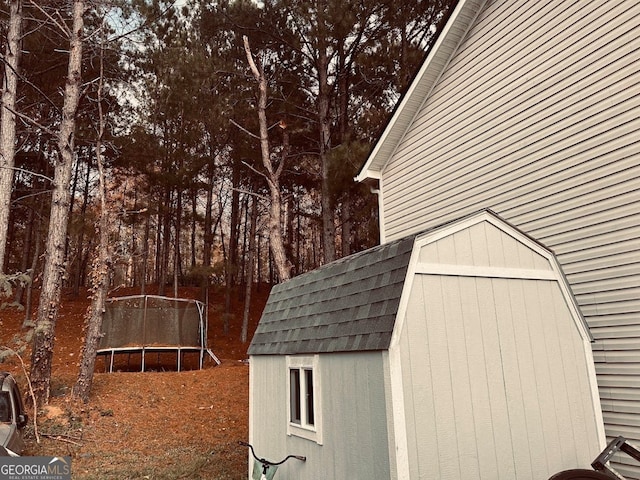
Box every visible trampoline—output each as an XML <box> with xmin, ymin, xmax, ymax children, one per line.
<box><xmin>97</xmin><ymin>295</ymin><xmax>220</xmax><ymax>372</ymax></box>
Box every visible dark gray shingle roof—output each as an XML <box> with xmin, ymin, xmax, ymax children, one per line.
<box><xmin>248</xmin><ymin>234</ymin><xmax>416</xmax><ymax>355</ymax></box>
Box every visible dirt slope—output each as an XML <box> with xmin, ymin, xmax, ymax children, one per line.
<box><xmin>0</xmin><ymin>285</ymin><xmax>269</xmax><ymax>479</ymax></box>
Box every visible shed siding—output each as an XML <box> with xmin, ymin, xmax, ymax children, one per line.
<box><xmin>417</xmin><ymin>222</ymin><xmax>552</xmax><ymax>271</ymax></box>
<box><xmin>249</xmin><ymin>352</ymin><xmax>390</xmax><ymax>479</ymax></box>
<box><xmin>380</xmin><ymin>0</ymin><xmax>640</xmax><ymax>470</ymax></box>
<box><xmin>249</xmin><ymin>356</ymin><xmax>290</xmax><ymax>472</ymax></box>
<box><xmin>398</xmin><ymin>273</ymin><xmax>602</xmax><ymax>479</ymax></box>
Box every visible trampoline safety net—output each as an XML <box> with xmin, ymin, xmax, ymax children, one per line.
<box><xmin>98</xmin><ymin>295</ymin><xmax>219</xmax><ymax>372</ymax></box>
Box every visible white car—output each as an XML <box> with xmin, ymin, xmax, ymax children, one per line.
<box><xmin>0</xmin><ymin>372</ymin><xmax>28</xmax><ymax>456</ymax></box>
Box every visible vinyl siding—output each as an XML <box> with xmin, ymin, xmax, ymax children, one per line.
<box><xmin>380</xmin><ymin>0</ymin><xmax>640</xmax><ymax>474</ymax></box>
<box><xmin>249</xmin><ymin>352</ymin><xmax>390</xmax><ymax>480</ymax></box>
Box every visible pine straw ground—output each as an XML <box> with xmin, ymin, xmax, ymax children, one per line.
<box><xmin>0</xmin><ymin>285</ymin><xmax>270</xmax><ymax>479</ymax></box>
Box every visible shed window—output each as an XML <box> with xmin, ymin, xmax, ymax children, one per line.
<box><xmin>305</xmin><ymin>369</ymin><xmax>314</xmax><ymax>425</ymax></box>
<box><xmin>290</xmin><ymin>369</ymin><xmax>301</xmax><ymax>424</ymax></box>
<box><xmin>286</xmin><ymin>356</ymin><xmax>322</xmax><ymax>444</ymax></box>
<box><xmin>289</xmin><ymin>367</ymin><xmax>314</xmax><ymax>427</ymax></box>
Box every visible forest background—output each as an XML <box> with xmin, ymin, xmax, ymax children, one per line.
<box><xmin>0</xmin><ymin>0</ymin><xmax>455</xmax><ymax>407</ymax></box>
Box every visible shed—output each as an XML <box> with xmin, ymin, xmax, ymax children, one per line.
<box><xmin>354</xmin><ymin>1</ymin><xmax>640</xmax><ymax>475</ymax></box>
<box><xmin>248</xmin><ymin>210</ymin><xmax>605</xmax><ymax>480</ymax></box>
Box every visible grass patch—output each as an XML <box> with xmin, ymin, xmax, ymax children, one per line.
<box><xmin>71</xmin><ymin>443</ymin><xmax>246</xmax><ymax>480</ymax></box>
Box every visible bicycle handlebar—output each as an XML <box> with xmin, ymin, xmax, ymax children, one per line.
<box><xmin>239</xmin><ymin>441</ymin><xmax>307</xmax><ymax>465</ymax></box>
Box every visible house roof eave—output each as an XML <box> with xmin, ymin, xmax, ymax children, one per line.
<box><xmin>355</xmin><ymin>0</ymin><xmax>487</xmax><ymax>183</ymax></box>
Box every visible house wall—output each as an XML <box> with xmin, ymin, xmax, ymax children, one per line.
<box><xmin>380</xmin><ymin>0</ymin><xmax>640</xmax><ymax>475</ymax></box>
<box><xmin>390</xmin><ymin>224</ymin><xmax>603</xmax><ymax>479</ymax></box>
<box><xmin>249</xmin><ymin>352</ymin><xmax>391</xmax><ymax>479</ymax></box>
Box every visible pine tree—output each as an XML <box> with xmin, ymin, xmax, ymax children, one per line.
<box><xmin>0</xmin><ymin>0</ymin><xmax>23</xmax><ymax>272</ymax></box>
<box><xmin>31</xmin><ymin>0</ymin><xmax>85</xmax><ymax>407</ymax></box>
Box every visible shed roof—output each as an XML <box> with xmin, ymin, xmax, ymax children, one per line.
<box><xmin>247</xmin><ymin>234</ymin><xmax>417</xmax><ymax>355</ymax></box>
<box><xmin>249</xmin><ymin>210</ymin><xmax>592</xmax><ymax>356</ymax></box>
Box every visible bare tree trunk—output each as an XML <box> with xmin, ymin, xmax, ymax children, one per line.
<box><xmin>243</xmin><ymin>36</ymin><xmax>291</xmax><ymax>282</ymax></box>
<box><xmin>22</xmin><ymin>225</ymin><xmax>40</xmax><ymax>328</ymax></box>
<box><xmin>240</xmin><ymin>195</ymin><xmax>249</xmax><ymax>285</ymax></box>
<box><xmin>141</xmin><ymin>213</ymin><xmax>150</xmax><ymax>295</ymax></box>
<box><xmin>0</xmin><ymin>0</ymin><xmax>22</xmax><ymax>271</ymax></box>
<box><xmin>241</xmin><ymin>195</ymin><xmax>257</xmax><ymax>343</ymax></box>
<box><xmin>72</xmin><ymin>155</ymin><xmax>91</xmax><ymax>295</ymax></box>
<box><xmin>74</xmin><ymin>28</ymin><xmax>109</xmax><ymax>401</ymax></box>
<box><xmin>157</xmin><ymin>187</ymin><xmax>172</xmax><ymax>296</ymax></box>
<box><xmin>13</xmin><ymin>203</ymin><xmax>34</xmax><ymax>304</ymax></box>
<box><xmin>317</xmin><ymin>9</ymin><xmax>336</xmax><ymax>265</ymax></box>
<box><xmin>31</xmin><ymin>0</ymin><xmax>84</xmax><ymax>407</ymax></box>
<box><xmin>190</xmin><ymin>188</ymin><xmax>197</xmax><ymax>269</ymax></box>
<box><xmin>173</xmin><ymin>189</ymin><xmax>181</xmax><ymax>298</ymax></box>
<box><xmin>223</xmin><ymin>161</ymin><xmax>240</xmax><ymax>335</ymax></box>
<box><xmin>203</xmin><ymin>164</ymin><xmax>214</xmax><ymax>268</ymax></box>
<box><xmin>341</xmin><ymin>196</ymin><xmax>351</xmax><ymax>257</ymax></box>
<box><xmin>154</xmin><ymin>205</ymin><xmax>162</xmax><ymax>286</ymax></box>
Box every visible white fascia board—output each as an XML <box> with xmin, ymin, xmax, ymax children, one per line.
<box><xmin>387</xmin><ymin>343</ymin><xmax>410</xmax><ymax>480</ymax></box>
<box><xmin>377</xmin><ymin>177</ymin><xmax>386</xmax><ymax>244</ymax></box>
<box><xmin>414</xmin><ymin>263</ymin><xmax>558</xmax><ymax>280</ymax></box>
<box><xmin>248</xmin><ymin>355</ymin><xmax>255</xmax><ymax>446</ymax></box>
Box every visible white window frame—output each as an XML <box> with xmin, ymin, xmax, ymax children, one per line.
<box><xmin>286</xmin><ymin>355</ymin><xmax>322</xmax><ymax>444</ymax></box>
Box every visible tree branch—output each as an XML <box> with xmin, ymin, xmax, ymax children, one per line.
<box><xmin>27</xmin><ymin>1</ymin><xmax>71</xmax><ymax>38</ymax></box>
<box><xmin>3</xmin><ymin>105</ymin><xmax>57</xmax><ymax>137</ymax></box>
<box><xmin>241</xmin><ymin>160</ymin><xmax>268</xmax><ymax>182</ymax></box>
<box><xmin>243</xmin><ymin>35</ymin><xmax>261</xmax><ymax>82</ymax></box>
<box><xmin>232</xmin><ymin>186</ymin><xmax>268</xmax><ymax>202</ymax></box>
<box><xmin>0</xmin><ymin>165</ymin><xmax>53</xmax><ymax>183</ymax></box>
<box><xmin>11</xmin><ymin>189</ymin><xmax>54</xmax><ymax>205</ymax></box>
<box><xmin>0</xmin><ymin>54</ymin><xmax>60</xmax><ymax>114</ymax></box>
<box><xmin>229</xmin><ymin>118</ymin><xmax>259</xmax><ymax>140</ymax></box>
